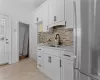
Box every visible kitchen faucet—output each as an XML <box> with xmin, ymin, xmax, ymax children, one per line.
<box><xmin>55</xmin><ymin>34</ymin><xmax>60</xmax><ymax>45</ymax></box>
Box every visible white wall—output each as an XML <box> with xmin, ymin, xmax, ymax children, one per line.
<box><xmin>29</xmin><ymin>12</ymin><xmax>37</xmax><ymax>61</ymax></box>
<box><xmin>11</xmin><ymin>19</ymin><xmax>19</xmax><ymax>63</ymax></box>
<box><xmin>0</xmin><ymin>0</ymin><xmax>31</xmax><ymax>24</ymax></box>
<box><xmin>0</xmin><ymin>0</ymin><xmax>39</xmax><ymax>62</ymax></box>
<box><xmin>0</xmin><ymin>0</ymin><xmax>32</xmax><ymax>63</ymax></box>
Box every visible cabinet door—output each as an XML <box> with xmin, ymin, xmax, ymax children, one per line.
<box><xmin>61</xmin><ymin>59</ymin><xmax>74</xmax><ymax>80</ymax></box>
<box><xmin>65</xmin><ymin>0</ymin><xmax>74</xmax><ymax>28</ymax></box>
<box><xmin>55</xmin><ymin>0</ymin><xmax>65</xmax><ymax>23</ymax></box>
<box><xmin>37</xmin><ymin>57</ymin><xmax>43</xmax><ymax>68</ymax></box>
<box><xmin>44</xmin><ymin>54</ymin><xmax>61</xmax><ymax>80</ymax></box>
<box><xmin>34</xmin><ymin>7</ymin><xmax>43</xmax><ymax>23</ymax></box>
<box><xmin>38</xmin><ymin>7</ymin><xmax>43</xmax><ymax>22</ymax></box>
<box><xmin>44</xmin><ymin>53</ymin><xmax>52</xmax><ymax>78</ymax></box>
<box><xmin>34</xmin><ymin>10</ymin><xmax>38</xmax><ymax>23</ymax></box>
<box><xmin>51</xmin><ymin>55</ymin><xmax>61</xmax><ymax>80</ymax></box>
<box><xmin>49</xmin><ymin>0</ymin><xmax>65</xmax><ymax>25</ymax></box>
<box><xmin>49</xmin><ymin>0</ymin><xmax>56</xmax><ymax>25</ymax></box>
<box><xmin>43</xmin><ymin>1</ymin><xmax>49</xmax><ymax>32</ymax></box>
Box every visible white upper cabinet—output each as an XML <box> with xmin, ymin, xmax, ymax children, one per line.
<box><xmin>33</xmin><ymin>0</ymin><xmax>74</xmax><ymax>28</ymax></box>
<box><xmin>48</xmin><ymin>0</ymin><xmax>56</xmax><ymax>25</ymax></box>
<box><xmin>33</xmin><ymin>10</ymin><xmax>37</xmax><ymax>23</ymax></box>
<box><xmin>34</xmin><ymin>6</ymin><xmax>43</xmax><ymax>23</ymax></box>
<box><xmin>42</xmin><ymin>1</ymin><xmax>49</xmax><ymax>32</ymax></box>
<box><xmin>65</xmin><ymin>0</ymin><xmax>74</xmax><ymax>28</ymax></box>
<box><xmin>49</xmin><ymin>0</ymin><xmax>65</xmax><ymax>25</ymax></box>
<box><xmin>55</xmin><ymin>0</ymin><xmax>65</xmax><ymax>23</ymax></box>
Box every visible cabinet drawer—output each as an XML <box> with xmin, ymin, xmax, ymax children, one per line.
<box><xmin>44</xmin><ymin>48</ymin><xmax>61</xmax><ymax>57</ymax></box>
<box><xmin>37</xmin><ymin>58</ymin><xmax>43</xmax><ymax>68</ymax></box>
<box><xmin>37</xmin><ymin>47</ymin><xmax>43</xmax><ymax>51</ymax></box>
<box><xmin>37</xmin><ymin>52</ymin><xmax>43</xmax><ymax>58</ymax></box>
<box><xmin>61</xmin><ymin>51</ymin><xmax>73</xmax><ymax>61</ymax></box>
<box><xmin>37</xmin><ymin>47</ymin><xmax>43</xmax><ymax>56</ymax></box>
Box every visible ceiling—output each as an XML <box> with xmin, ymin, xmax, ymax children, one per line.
<box><xmin>5</xmin><ymin>0</ymin><xmax>47</xmax><ymax>11</ymax></box>
<box><xmin>19</xmin><ymin>0</ymin><xmax>47</xmax><ymax>11</ymax></box>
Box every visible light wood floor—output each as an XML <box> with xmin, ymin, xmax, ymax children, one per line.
<box><xmin>0</xmin><ymin>59</ymin><xmax>51</xmax><ymax>80</ymax></box>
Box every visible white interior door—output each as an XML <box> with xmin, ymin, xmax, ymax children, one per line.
<box><xmin>0</xmin><ymin>14</ymin><xmax>10</xmax><ymax>64</ymax></box>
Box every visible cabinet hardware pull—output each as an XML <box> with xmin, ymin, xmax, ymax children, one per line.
<box><xmin>48</xmin><ymin>56</ymin><xmax>51</xmax><ymax>63</ymax></box>
<box><xmin>60</xmin><ymin>60</ymin><xmax>62</xmax><ymax>67</ymax></box>
<box><xmin>37</xmin><ymin>17</ymin><xmax>38</xmax><ymax>22</ymax></box>
<box><xmin>65</xmin><ymin>21</ymin><xmax>67</xmax><ymax>27</ymax></box>
<box><xmin>38</xmin><ymin>49</ymin><xmax>41</xmax><ymax>50</ymax></box>
<box><xmin>47</xmin><ymin>26</ymin><xmax>48</xmax><ymax>30</ymax></box>
<box><xmin>38</xmin><ymin>56</ymin><xmax>41</xmax><ymax>57</ymax></box>
<box><xmin>0</xmin><ymin>37</ymin><xmax>4</xmax><ymax>40</ymax></box>
<box><xmin>6</xmin><ymin>42</ymin><xmax>9</xmax><ymax>44</ymax></box>
<box><xmin>38</xmin><ymin>64</ymin><xmax>41</xmax><ymax>67</ymax></box>
<box><xmin>63</xmin><ymin>54</ymin><xmax>71</xmax><ymax>57</ymax></box>
<box><xmin>54</xmin><ymin>16</ymin><xmax>56</xmax><ymax>22</ymax></box>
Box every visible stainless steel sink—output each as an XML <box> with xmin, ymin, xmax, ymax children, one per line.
<box><xmin>49</xmin><ymin>45</ymin><xmax>61</xmax><ymax>47</ymax></box>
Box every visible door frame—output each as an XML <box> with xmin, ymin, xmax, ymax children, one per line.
<box><xmin>0</xmin><ymin>13</ymin><xmax>12</xmax><ymax>64</ymax></box>
<box><xmin>17</xmin><ymin>21</ymin><xmax>30</xmax><ymax>62</ymax></box>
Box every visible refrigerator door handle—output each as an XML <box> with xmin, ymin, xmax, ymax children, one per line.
<box><xmin>94</xmin><ymin>0</ymin><xmax>96</xmax><ymax>17</ymax></box>
<box><xmin>74</xmin><ymin>69</ymin><xmax>80</xmax><ymax>80</ymax></box>
<box><xmin>73</xmin><ymin>0</ymin><xmax>78</xmax><ymax>69</ymax></box>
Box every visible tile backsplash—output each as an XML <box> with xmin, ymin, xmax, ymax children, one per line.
<box><xmin>38</xmin><ymin>27</ymin><xmax>73</xmax><ymax>46</ymax></box>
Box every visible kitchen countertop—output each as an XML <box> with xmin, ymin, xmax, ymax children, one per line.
<box><xmin>37</xmin><ymin>43</ymin><xmax>74</xmax><ymax>52</ymax></box>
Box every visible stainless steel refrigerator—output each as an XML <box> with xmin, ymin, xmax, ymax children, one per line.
<box><xmin>74</xmin><ymin>0</ymin><xmax>100</xmax><ymax>80</ymax></box>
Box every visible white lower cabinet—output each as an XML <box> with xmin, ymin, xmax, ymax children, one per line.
<box><xmin>44</xmin><ymin>53</ymin><xmax>60</xmax><ymax>80</ymax></box>
<box><xmin>37</xmin><ymin>47</ymin><xmax>74</xmax><ymax>80</ymax></box>
<box><xmin>61</xmin><ymin>59</ymin><xmax>74</xmax><ymax>80</ymax></box>
<box><xmin>50</xmin><ymin>55</ymin><xmax>61</xmax><ymax>80</ymax></box>
<box><xmin>37</xmin><ymin>47</ymin><xmax>44</xmax><ymax>72</ymax></box>
<box><xmin>44</xmin><ymin>53</ymin><xmax>52</xmax><ymax>78</ymax></box>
